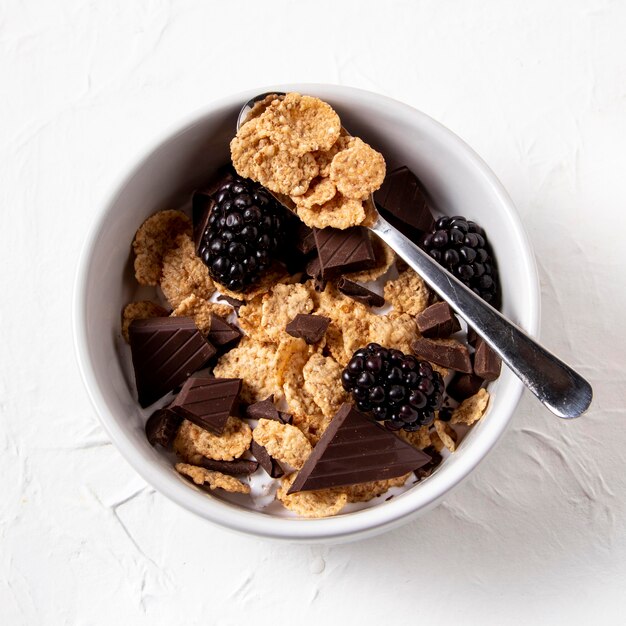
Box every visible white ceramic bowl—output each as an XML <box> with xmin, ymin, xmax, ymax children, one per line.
<box><xmin>73</xmin><ymin>85</ymin><xmax>540</xmax><ymax>543</ymax></box>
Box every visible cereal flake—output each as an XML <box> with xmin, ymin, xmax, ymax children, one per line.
<box><xmin>276</xmin><ymin>473</ymin><xmax>348</xmax><ymax>518</ymax></box>
<box><xmin>175</xmin><ymin>463</ymin><xmax>250</xmax><ymax>494</ymax></box>
<box><xmin>302</xmin><ymin>353</ymin><xmax>348</xmax><ymax>417</ymax></box>
<box><xmin>252</xmin><ymin>418</ymin><xmax>312</xmax><ymax>469</ymax></box>
<box><xmin>171</xmin><ymin>293</ymin><xmax>232</xmax><ymax>334</ymax></box>
<box><xmin>384</xmin><ymin>267</ymin><xmax>430</xmax><ymax>316</ymax></box>
<box><xmin>451</xmin><ymin>388</ymin><xmax>490</xmax><ymax>426</ymax></box>
<box><xmin>173</xmin><ymin>417</ymin><xmax>252</xmax><ymax>462</ymax></box>
<box><xmin>330</xmin><ymin>137</ymin><xmax>386</xmax><ymax>200</ymax></box>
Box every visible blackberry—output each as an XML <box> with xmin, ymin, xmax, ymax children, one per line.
<box><xmin>422</xmin><ymin>216</ymin><xmax>499</xmax><ymax>304</ymax></box>
<box><xmin>198</xmin><ymin>174</ymin><xmax>285</xmax><ymax>292</ymax></box>
<box><xmin>341</xmin><ymin>343</ymin><xmax>444</xmax><ymax>431</ymax></box>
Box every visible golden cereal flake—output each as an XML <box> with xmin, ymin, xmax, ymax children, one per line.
<box><xmin>433</xmin><ymin>419</ymin><xmax>458</xmax><ymax>452</ymax></box>
<box><xmin>229</xmin><ymin>116</ymin><xmax>272</xmax><ymax>182</ymax></box>
<box><xmin>254</xmin><ymin>143</ymin><xmax>320</xmax><ymax>196</ymax></box>
<box><xmin>291</xmin><ymin>177</ymin><xmax>337</xmax><ymax>209</ymax></box>
<box><xmin>175</xmin><ymin>463</ymin><xmax>250</xmax><ymax>494</ymax></box>
<box><xmin>274</xmin><ymin>337</ymin><xmax>320</xmax><ymax>417</ymax></box>
<box><xmin>372</xmin><ymin>313</ymin><xmax>419</xmax><ymax>354</ymax></box>
<box><xmin>276</xmin><ymin>474</ymin><xmax>348</xmax><ymax>518</ymax></box>
<box><xmin>173</xmin><ymin>417</ymin><xmax>252</xmax><ymax>462</ymax></box>
<box><xmin>323</xmin><ymin>322</ymin><xmax>350</xmax><ymax>366</ymax></box>
<box><xmin>171</xmin><ymin>293</ymin><xmax>232</xmax><ymax>334</ymax></box>
<box><xmin>132</xmin><ymin>210</ymin><xmax>192</xmax><ymax>286</ymax></box>
<box><xmin>237</xmin><ymin>296</ymin><xmax>269</xmax><ymax>342</ymax></box>
<box><xmin>213</xmin><ymin>338</ymin><xmax>282</xmax><ymax>403</ymax></box>
<box><xmin>383</xmin><ymin>267</ymin><xmax>430</xmax><ymax>316</ymax></box>
<box><xmin>397</xmin><ymin>426</ymin><xmax>432</xmax><ymax>450</ymax></box>
<box><xmin>252</xmin><ymin>419</ymin><xmax>312</xmax><ymax>470</ymax></box>
<box><xmin>260</xmin><ymin>283</ymin><xmax>315</xmax><ymax>342</ymax></box>
<box><xmin>346</xmin><ymin>236</ymin><xmax>395</xmax><ymax>282</ymax></box>
<box><xmin>265</xmin><ymin>93</ymin><xmax>341</xmax><ymax>154</ymax></box>
<box><xmin>296</xmin><ymin>193</ymin><xmax>365</xmax><ymax>230</ymax></box>
<box><xmin>121</xmin><ymin>301</ymin><xmax>168</xmax><ymax>343</ymax></box>
<box><xmin>344</xmin><ymin>474</ymin><xmax>411</xmax><ymax>503</ymax></box>
<box><xmin>314</xmin><ymin>135</ymin><xmax>354</xmax><ymax>177</ymax></box>
<box><xmin>302</xmin><ymin>353</ymin><xmax>349</xmax><ymax>418</ymax></box>
<box><xmin>291</xmin><ymin>411</ymin><xmax>331</xmax><ymax>446</ymax></box>
<box><xmin>160</xmin><ymin>234</ymin><xmax>215</xmax><ymax>308</ymax></box>
<box><xmin>451</xmin><ymin>388</ymin><xmax>490</xmax><ymax>426</ymax></box>
<box><xmin>330</xmin><ymin>137</ymin><xmax>386</xmax><ymax>200</ymax></box>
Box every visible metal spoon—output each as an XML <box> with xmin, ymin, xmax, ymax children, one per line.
<box><xmin>236</xmin><ymin>93</ymin><xmax>593</xmax><ymax>418</ymax></box>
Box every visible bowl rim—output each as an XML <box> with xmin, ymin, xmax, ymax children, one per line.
<box><xmin>72</xmin><ymin>84</ymin><xmax>540</xmax><ymax>542</ymax></box>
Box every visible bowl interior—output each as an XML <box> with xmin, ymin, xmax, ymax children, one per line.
<box><xmin>74</xmin><ymin>85</ymin><xmax>539</xmax><ymax>542</ymax></box>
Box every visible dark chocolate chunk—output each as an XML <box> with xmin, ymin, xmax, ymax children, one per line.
<box><xmin>296</xmin><ymin>223</ymin><xmax>317</xmax><ymax>255</ymax></box>
<box><xmin>196</xmin><ymin>457</ymin><xmax>259</xmax><ymax>476</ymax></box>
<box><xmin>288</xmin><ymin>403</ymin><xmax>432</xmax><ymax>493</ymax></box>
<box><xmin>129</xmin><ymin>317</ymin><xmax>216</xmax><ymax>408</ymax></box>
<box><xmin>278</xmin><ymin>411</ymin><xmax>293</xmax><ymax>425</ymax></box>
<box><xmin>467</xmin><ymin>327</ymin><xmax>478</xmax><ymax>347</ymax></box>
<box><xmin>336</xmin><ymin>277</ymin><xmax>385</xmax><ymax>307</ymax></box>
<box><xmin>251</xmin><ymin>440</ymin><xmax>285</xmax><ymax>478</ymax></box>
<box><xmin>207</xmin><ymin>314</ymin><xmax>242</xmax><ymax>348</ymax></box>
<box><xmin>145</xmin><ymin>409</ymin><xmax>182</xmax><ymax>449</ymax></box>
<box><xmin>168</xmin><ymin>376</ymin><xmax>242</xmax><ymax>435</ymax></box>
<box><xmin>374</xmin><ymin>166</ymin><xmax>435</xmax><ymax>239</ymax></box>
<box><xmin>216</xmin><ymin>294</ymin><xmax>245</xmax><ymax>311</ymax></box>
<box><xmin>192</xmin><ymin>169</ymin><xmax>234</xmax><ymax>251</ymax></box>
<box><xmin>414</xmin><ymin>445</ymin><xmax>443</xmax><ymax>480</ymax></box>
<box><xmin>473</xmin><ymin>337</ymin><xmax>502</xmax><ymax>381</ymax></box>
<box><xmin>411</xmin><ymin>337</ymin><xmax>472</xmax><ymax>373</ymax></box>
<box><xmin>245</xmin><ymin>396</ymin><xmax>281</xmax><ymax>422</ymax></box>
<box><xmin>446</xmin><ymin>373</ymin><xmax>484</xmax><ymax>402</ymax></box>
<box><xmin>416</xmin><ymin>302</ymin><xmax>461</xmax><ymax>338</ymax></box>
<box><xmin>285</xmin><ymin>313</ymin><xmax>330</xmax><ymax>344</ymax></box>
<box><xmin>312</xmin><ymin>227</ymin><xmax>376</xmax><ymax>280</ymax></box>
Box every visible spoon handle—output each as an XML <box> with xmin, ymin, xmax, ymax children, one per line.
<box><xmin>370</xmin><ymin>215</ymin><xmax>592</xmax><ymax>418</ymax></box>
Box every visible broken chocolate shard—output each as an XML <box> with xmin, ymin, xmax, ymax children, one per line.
<box><xmin>336</xmin><ymin>277</ymin><xmax>385</xmax><ymax>307</ymax></box>
<box><xmin>374</xmin><ymin>166</ymin><xmax>435</xmax><ymax>239</ymax></box>
<box><xmin>288</xmin><ymin>403</ymin><xmax>432</xmax><ymax>493</ymax></box>
<box><xmin>207</xmin><ymin>314</ymin><xmax>242</xmax><ymax>348</ymax></box>
<box><xmin>416</xmin><ymin>302</ymin><xmax>461</xmax><ymax>338</ymax></box>
<box><xmin>192</xmin><ymin>169</ymin><xmax>234</xmax><ymax>251</ymax></box>
<box><xmin>129</xmin><ymin>317</ymin><xmax>216</xmax><ymax>408</ymax></box>
<box><xmin>446</xmin><ymin>373</ymin><xmax>484</xmax><ymax>402</ymax></box>
<box><xmin>245</xmin><ymin>396</ymin><xmax>281</xmax><ymax>422</ymax></box>
<box><xmin>168</xmin><ymin>376</ymin><xmax>242</xmax><ymax>435</ymax></box>
<box><xmin>278</xmin><ymin>411</ymin><xmax>293</xmax><ymax>425</ymax></box>
<box><xmin>251</xmin><ymin>440</ymin><xmax>285</xmax><ymax>478</ymax></box>
<box><xmin>196</xmin><ymin>457</ymin><xmax>259</xmax><ymax>476</ymax></box>
<box><xmin>411</xmin><ymin>337</ymin><xmax>472</xmax><ymax>373</ymax></box>
<box><xmin>312</xmin><ymin>227</ymin><xmax>376</xmax><ymax>280</ymax></box>
<box><xmin>145</xmin><ymin>409</ymin><xmax>182</xmax><ymax>449</ymax></box>
<box><xmin>216</xmin><ymin>294</ymin><xmax>245</xmax><ymax>311</ymax></box>
<box><xmin>414</xmin><ymin>445</ymin><xmax>443</xmax><ymax>480</ymax></box>
<box><xmin>285</xmin><ymin>313</ymin><xmax>330</xmax><ymax>344</ymax></box>
<box><xmin>296</xmin><ymin>223</ymin><xmax>317</xmax><ymax>255</ymax></box>
<box><xmin>473</xmin><ymin>337</ymin><xmax>502</xmax><ymax>381</ymax></box>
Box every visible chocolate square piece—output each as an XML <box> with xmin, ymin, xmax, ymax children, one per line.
<box><xmin>129</xmin><ymin>317</ymin><xmax>216</xmax><ymax>408</ymax></box>
<box><xmin>288</xmin><ymin>403</ymin><xmax>432</xmax><ymax>493</ymax></box>
<box><xmin>246</xmin><ymin>396</ymin><xmax>281</xmax><ymax>422</ymax></box>
<box><xmin>416</xmin><ymin>302</ymin><xmax>461</xmax><ymax>338</ymax></box>
<box><xmin>312</xmin><ymin>227</ymin><xmax>376</xmax><ymax>280</ymax></box>
<box><xmin>336</xmin><ymin>278</ymin><xmax>385</xmax><ymax>307</ymax></box>
<box><xmin>207</xmin><ymin>314</ymin><xmax>242</xmax><ymax>348</ymax></box>
<box><xmin>285</xmin><ymin>314</ymin><xmax>330</xmax><ymax>344</ymax></box>
<box><xmin>169</xmin><ymin>376</ymin><xmax>242</xmax><ymax>435</ymax></box>
<box><xmin>473</xmin><ymin>337</ymin><xmax>502</xmax><ymax>381</ymax></box>
<box><xmin>411</xmin><ymin>337</ymin><xmax>472</xmax><ymax>373</ymax></box>
<box><xmin>374</xmin><ymin>166</ymin><xmax>435</xmax><ymax>241</ymax></box>
<box><xmin>145</xmin><ymin>409</ymin><xmax>182</xmax><ymax>449</ymax></box>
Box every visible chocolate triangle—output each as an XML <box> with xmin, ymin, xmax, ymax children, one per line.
<box><xmin>207</xmin><ymin>314</ymin><xmax>242</xmax><ymax>348</ymax></box>
<box><xmin>129</xmin><ymin>317</ymin><xmax>216</xmax><ymax>407</ymax></box>
<box><xmin>288</xmin><ymin>403</ymin><xmax>432</xmax><ymax>493</ymax></box>
<box><xmin>374</xmin><ymin>166</ymin><xmax>435</xmax><ymax>237</ymax></box>
<box><xmin>169</xmin><ymin>376</ymin><xmax>242</xmax><ymax>435</ymax></box>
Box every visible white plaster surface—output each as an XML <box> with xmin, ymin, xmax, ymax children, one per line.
<box><xmin>1</xmin><ymin>0</ymin><xmax>625</xmax><ymax>623</ymax></box>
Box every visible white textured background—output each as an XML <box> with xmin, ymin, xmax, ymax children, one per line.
<box><xmin>1</xmin><ymin>1</ymin><xmax>625</xmax><ymax>624</ymax></box>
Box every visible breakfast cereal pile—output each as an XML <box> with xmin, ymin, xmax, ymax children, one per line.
<box><xmin>120</xmin><ymin>93</ymin><xmax>500</xmax><ymax>518</ymax></box>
